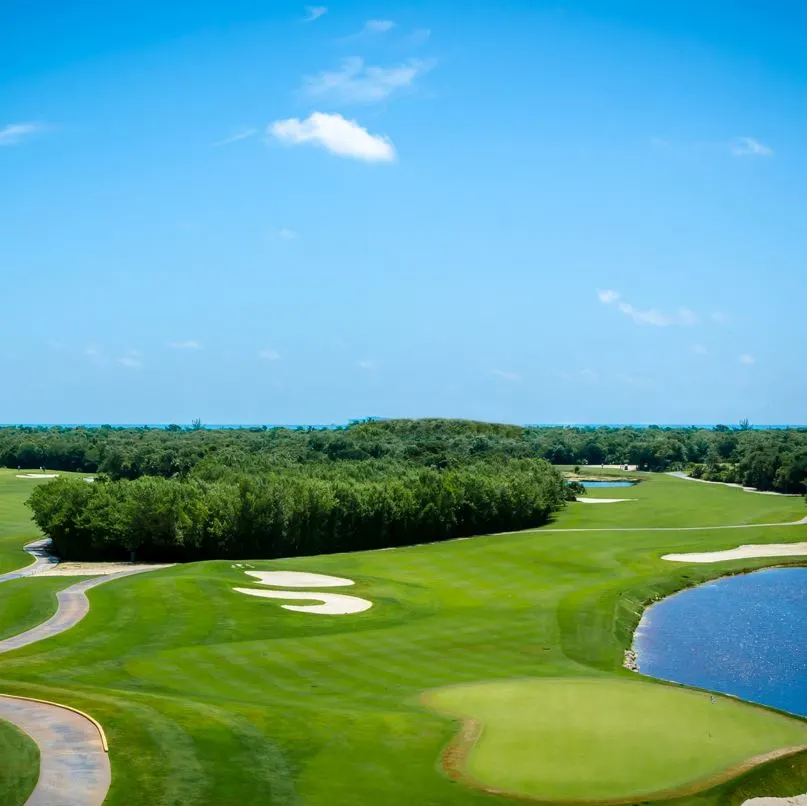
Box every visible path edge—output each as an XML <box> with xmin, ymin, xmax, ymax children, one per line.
<box><xmin>0</xmin><ymin>692</ymin><xmax>108</xmax><ymax>751</ymax></box>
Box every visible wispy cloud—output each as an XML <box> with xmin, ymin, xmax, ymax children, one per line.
<box><xmin>739</xmin><ymin>354</ymin><xmax>756</xmax><ymax>365</ymax></box>
<box><xmin>616</xmin><ymin>371</ymin><xmax>654</xmax><ymax>388</ymax></box>
<box><xmin>711</xmin><ymin>312</ymin><xmax>730</xmax><ymax>324</ymax></box>
<box><xmin>597</xmin><ymin>289</ymin><xmax>698</xmax><ymax>327</ymax></box>
<box><xmin>278</xmin><ymin>228</ymin><xmax>298</xmax><ymax>240</ymax></box>
<box><xmin>259</xmin><ymin>348</ymin><xmax>281</xmax><ymax>361</ymax></box>
<box><xmin>690</xmin><ymin>343</ymin><xmax>708</xmax><ymax>356</ymax></box>
<box><xmin>269</xmin><ymin>112</ymin><xmax>396</xmax><ymax>163</ymax></box>
<box><xmin>304</xmin><ymin>6</ymin><xmax>327</xmax><ymax>22</ymax></box>
<box><xmin>170</xmin><ymin>340</ymin><xmax>201</xmax><ymax>350</ymax></box>
<box><xmin>0</xmin><ymin>122</ymin><xmax>45</xmax><ymax>147</ymax></box>
<box><xmin>213</xmin><ymin>127</ymin><xmax>257</xmax><ymax>147</ymax></box>
<box><xmin>358</xmin><ymin>359</ymin><xmax>375</xmax><ymax>370</ymax></box>
<box><xmin>118</xmin><ymin>349</ymin><xmax>142</xmax><ymax>369</ymax></box>
<box><xmin>364</xmin><ymin>19</ymin><xmax>395</xmax><ymax>33</ymax></box>
<box><xmin>492</xmin><ymin>369</ymin><xmax>521</xmax><ymax>382</ymax></box>
<box><xmin>304</xmin><ymin>57</ymin><xmax>434</xmax><ymax>105</ymax></box>
<box><xmin>84</xmin><ymin>346</ymin><xmax>101</xmax><ymax>358</ymax></box>
<box><xmin>730</xmin><ymin>137</ymin><xmax>773</xmax><ymax>158</ymax></box>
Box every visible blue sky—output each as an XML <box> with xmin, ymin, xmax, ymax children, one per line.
<box><xmin>2</xmin><ymin>0</ymin><xmax>805</xmax><ymax>425</ymax></box>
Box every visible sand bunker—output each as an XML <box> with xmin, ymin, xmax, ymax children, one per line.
<box><xmin>245</xmin><ymin>570</ymin><xmax>354</xmax><ymax>587</ymax></box>
<box><xmin>577</xmin><ymin>497</ymin><xmax>636</xmax><ymax>504</ymax></box>
<box><xmin>16</xmin><ymin>473</ymin><xmax>59</xmax><ymax>479</ymax></box>
<box><xmin>743</xmin><ymin>796</ymin><xmax>807</xmax><ymax>806</ymax></box>
<box><xmin>34</xmin><ymin>561</ymin><xmax>170</xmax><ymax>577</ymax></box>
<box><xmin>663</xmin><ymin>543</ymin><xmax>807</xmax><ymax>563</ymax></box>
<box><xmin>233</xmin><ymin>588</ymin><xmax>372</xmax><ymax>614</ymax></box>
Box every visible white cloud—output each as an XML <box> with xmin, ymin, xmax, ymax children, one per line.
<box><xmin>364</xmin><ymin>19</ymin><xmax>395</xmax><ymax>33</ymax></box>
<box><xmin>493</xmin><ymin>369</ymin><xmax>521</xmax><ymax>382</ymax></box>
<box><xmin>84</xmin><ymin>346</ymin><xmax>101</xmax><ymax>358</ymax></box>
<box><xmin>730</xmin><ymin>137</ymin><xmax>773</xmax><ymax>158</ymax></box>
<box><xmin>597</xmin><ymin>290</ymin><xmax>696</xmax><ymax>327</ymax></box>
<box><xmin>691</xmin><ymin>343</ymin><xmax>708</xmax><ymax>356</ymax></box>
<box><xmin>615</xmin><ymin>372</ymin><xmax>653</xmax><ymax>388</ymax></box>
<box><xmin>278</xmin><ymin>228</ymin><xmax>298</xmax><ymax>240</ymax></box>
<box><xmin>118</xmin><ymin>349</ymin><xmax>142</xmax><ymax>369</ymax></box>
<box><xmin>304</xmin><ymin>6</ymin><xmax>327</xmax><ymax>22</ymax></box>
<box><xmin>597</xmin><ymin>289</ymin><xmax>620</xmax><ymax>305</ymax></box>
<box><xmin>739</xmin><ymin>354</ymin><xmax>756</xmax><ymax>365</ymax></box>
<box><xmin>0</xmin><ymin>123</ymin><xmax>45</xmax><ymax>146</ymax></box>
<box><xmin>213</xmin><ymin>127</ymin><xmax>257</xmax><ymax>146</ymax></box>
<box><xmin>712</xmin><ymin>312</ymin><xmax>731</xmax><ymax>324</ymax></box>
<box><xmin>170</xmin><ymin>340</ymin><xmax>201</xmax><ymax>350</ymax></box>
<box><xmin>259</xmin><ymin>348</ymin><xmax>281</xmax><ymax>361</ymax></box>
<box><xmin>358</xmin><ymin>359</ymin><xmax>375</xmax><ymax>370</ymax></box>
<box><xmin>304</xmin><ymin>57</ymin><xmax>434</xmax><ymax>105</ymax></box>
<box><xmin>560</xmin><ymin>368</ymin><xmax>597</xmax><ymax>383</ymax></box>
<box><xmin>269</xmin><ymin>112</ymin><xmax>396</xmax><ymax>163</ymax></box>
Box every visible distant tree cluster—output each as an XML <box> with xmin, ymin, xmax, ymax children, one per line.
<box><xmin>5</xmin><ymin>419</ymin><xmax>806</xmax><ymax>562</ymax></box>
<box><xmin>1</xmin><ymin>419</ymin><xmax>805</xmax><ymax>492</ymax></box>
<box><xmin>27</xmin><ymin>459</ymin><xmax>567</xmax><ymax>562</ymax></box>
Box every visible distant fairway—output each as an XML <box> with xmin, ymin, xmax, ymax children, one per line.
<box><xmin>0</xmin><ymin>468</ymin><xmax>804</xmax><ymax>804</ymax></box>
<box><xmin>425</xmin><ymin>677</ymin><xmax>807</xmax><ymax>802</ymax></box>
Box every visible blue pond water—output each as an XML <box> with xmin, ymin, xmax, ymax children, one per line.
<box><xmin>635</xmin><ymin>567</ymin><xmax>807</xmax><ymax>717</ymax></box>
<box><xmin>582</xmin><ymin>480</ymin><xmax>637</xmax><ymax>488</ymax></box>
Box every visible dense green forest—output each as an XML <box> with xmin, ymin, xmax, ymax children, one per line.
<box><xmin>7</xmin><ymin>419</ymin><xmax>805</xmax><ymax>562</ymax></box>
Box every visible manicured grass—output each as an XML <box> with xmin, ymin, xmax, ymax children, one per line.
<box><xmin>425</xmin><ymin>677</ymin><xmax>807</xmax><ymax>802</ymax></box>
<box><xmin>551</xmin><ymin>471</ymin><xmax>806</xmax><ymax>527</ymax></box>
<box><xmin>0</xmin><ymin>715</ymin><xmax>39</xmax><ymax>806</ymax></box>
<box><xmin>0</xmin><ymin>468</ymin><xmax>80</xmax><ymax>574</ymax></box>
<box><xmin>0</xmin><ymin>576</ymin><xmax>77</xmax><ymax>641</ymax></box>
<box><xmin>0</xmin><ymin>471</ymin><xmax>804</xmax><ymax>804</ymax></box>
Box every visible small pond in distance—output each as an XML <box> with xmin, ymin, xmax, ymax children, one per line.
<box><xmin>634</xmin><ymin>567</ymin><xmax>807</xmax><ymax>717</ymax></box>
<box><xmin>581</xmin><ymin>480</ymin><xmax>637</xmax><ymax>488</ymax></box>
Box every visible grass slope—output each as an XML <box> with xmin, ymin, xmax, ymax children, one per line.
<box><xmin>425</xmin><ymin>677</ymin><xmax>807</xmax><ymax>802</ymax></box>
<box><xmin>0</xmin><ymin>471</ymin><xmax>804</xmax><ymax>805</ymax></box>
<box><xmin>0</xmin><ymin>577</ymin><xmax>77</xmax><ymax>641</ymax></box>
<box><xmin>0</xmin><ymin>469</ymin><xmax>54</xmax><ymax>574</ymax></box>
<box><xmin>0</xmin><ymin>716</ymin><xmax>39</xmax><ymax>806</ymax></box>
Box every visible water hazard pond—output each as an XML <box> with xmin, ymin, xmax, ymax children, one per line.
<box><xmin>581</xmin><ymin>480</ymin><xmax>637</xmax><ymax>488</ymax></box>
<box><xmin>634</xmin><ymin>567</ymin><xmax>807</xmax><ymax>717</ymax></box>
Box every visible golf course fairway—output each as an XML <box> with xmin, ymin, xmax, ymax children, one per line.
<box><xmin>0</xmin><ymin>467</ymin><xmax>805</xmax><ymax>804</ymax></box>
<box><xmin>425</xmin><ymin>677</ymin><xmax>807</xmax><ymax>802</ymax></box>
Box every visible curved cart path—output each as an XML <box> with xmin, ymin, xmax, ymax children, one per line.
<box><xmin>0</xmin><ymin>565</ymin><xmax>170</xmax><ymax>655</ymax></box>
<box><xmin>0</xmin><ymin>539</ymin><xmax>58</xmax><ymax>583</ymax></box>
<box><xmin>0</xmin><ymin>695</ymin><xmax>110</xmax><ymax>805</ymax></box>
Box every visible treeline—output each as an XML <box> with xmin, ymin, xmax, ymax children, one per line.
<box><xmin>2</xmin><ymin>419</ymin><xmax>807</xmax><ymax>493</ymax></box>
<box><xmin>27</xmin><ymin>460</ymin><xmax>567</xmax><ymax>562</ymax></box>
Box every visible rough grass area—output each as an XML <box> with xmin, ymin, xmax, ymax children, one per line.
<box><xmin>0</xmin><ymin>469</ymin><xmax>804</xmax><ymax>805</ymax></box>
<box><xmin>0</xmin><ymin>716</ymin><xmax>39</xmax><ymax>806</ymax></box>
<box><xmin>424</xmin><ymin>677</ymin><xmax>807</xmax><ymax>802</ymax></box>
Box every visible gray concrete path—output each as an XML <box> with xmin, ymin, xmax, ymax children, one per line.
<box><xmin>666</xmin><ymin>471</ymin><xmax>802</xmax><ymax>496</ymax></box>
<box><xmin>0</xmin><ymin>539</ymin><xmax>58</xmax><ymax>583</ymax></box>
<box><xmin>0</xmin><ymin>695</ymin><xmax>110</xmax><ymax>805</ymax></box>
<box><xmin>0</xmin><ymin>566</ymin><xmax>168</xmax><ymax>654</ymax></box>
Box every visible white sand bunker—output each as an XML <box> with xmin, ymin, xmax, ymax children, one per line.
<box><xmin>663</xmin><ymin>543</ymin><xmax>807</xmax><ymax>563</ymax></box>
<box><xmin>245</xmin><ymin>570</ymin><xmax>354</xmax><ymax>588</ymax></box>
<box><xmin>233</xmin><ymin>587</ymin><xmax>372</xmax><ymax>614</ymax></box>
<box><xmin>743</xmin><ymin>795</ymin><xmax>807</xmax><ymax>806</ymax></box>
<box><xmin>576</xmin><ymin>497</ymin><xmax>636</xmax><ymax>504</ymax></box>
<box><xmin>16</xmin><ymin>473</ymin><xmax>59</xmax><ymax>479</ymax></box>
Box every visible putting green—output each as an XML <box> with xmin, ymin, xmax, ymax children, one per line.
<box><xmin>424</xmin><ymin>677</ymin><xmax>807</xmax><ymax>803</ymax></box>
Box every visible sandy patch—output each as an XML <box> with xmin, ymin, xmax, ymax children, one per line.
<box><xmin>233</xmin><ymin>587</ymin><xmax>372</xmax><ymax>614</ymax></box>
<box><xmin>576</xmin><ymin>497</ymin><xmax>636</xmax><ymax>504</ymax></box>
<box><xmin>16</xmin><ymin>473</ymin><xmax>59</xmax><ymax>479</ymax></box>
<box><xmin>743</xmin><ymin>796</ymin><xmax>807</xmax><ymax>806</ymax></box>
<box><xmin>663</xmin><ymin>543</ymin><xmax>807</xmax><ymax>563</ymax></box>
<box><xmin>245</xmin><ymin>570</ymin><xmax>354</xmax><ymax>588</ymax></box>
<box><xmin>34</xmin><ymin>561</ymin><xmax>171</xmax><ymax>577</ymax></box>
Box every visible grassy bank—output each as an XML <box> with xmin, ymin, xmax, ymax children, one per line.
<box><xmin>0</xmin><ymin>716</ymin><xmax>38</xmax><ymax>806</ymax></box>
